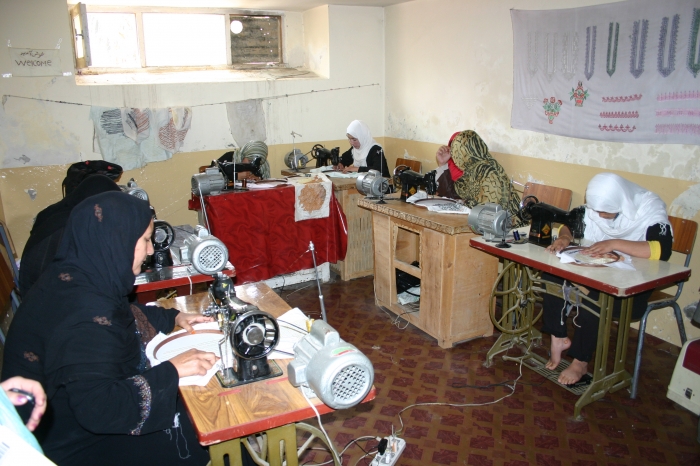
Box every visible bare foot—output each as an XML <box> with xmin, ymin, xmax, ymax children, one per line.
<box><xmin>558</xmin><ymin>359</ymin><xmax>588</xmax><ymax>385</ymax></box>
<box><xmin>545</xmin><ymin>336</ymin><xmax>571</xmax><ymax>370</ymax></box>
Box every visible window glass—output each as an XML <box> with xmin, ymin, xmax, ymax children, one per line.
<box><xmin>230</xmin><ymin>15</ymin><xmax>281</xmax><ymax>65</ymax></box>
<box><xmin>87</xmin><ymin>12</ymin><xmax>140</xmax><ymax>68</ymax></box>
<box><xmin>143</xmin><ymin>13</ymin><xmax>227</xmax><ymax>67</ymax></box>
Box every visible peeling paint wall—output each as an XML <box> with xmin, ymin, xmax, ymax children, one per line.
<box><xmin>0</xmin><ymin>1</ymin><xmax>384</xmax><ymax>250</ymax></box>
<box><xmin>384</xmin><ymin>0</ymin><xmax>699</xmax><ymax>182</ymax></box>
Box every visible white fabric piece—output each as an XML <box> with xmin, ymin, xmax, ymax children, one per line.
<box><xmin>121</xmin><ymin>108</ymin><xmax>151</xmax><ymax>144</ymax></box>
<box><xmin>289</xmin><ymin>174</ymin><xmax>332</xmax><ymax>221</ymax></box>
<box><xmin>145</xmin><ymin>322</ymin><xmax>221</xmax><ymax>387</ymax></box>
<box><xmin>557</xmin><ymin>249</ymin><xmax>635</xmax><ymax>270</ymax></box>
<box><xmin>426</xmin><ymin>204</ymin><xmax>470</xmax><ymax>215</ymax></box>
<box><xmin>91</xmin><ymin>106</ymin><xmax>189</xmax><ymax>169</ymax></box>
<box><xmin>268</xmin><ymin>307</ymin><xmax>311</xmax><ymax>360</ymax></box>
<box><xmin>226</xmin><ymin>99</ymin><xmax>267</xmax><ymax>146</ymax></box>
<box><xmin>346</xmin><ymin>120</ymin><xmax>380</xmax><ymax>167</ymax></box>
<box><xmin>583</xmin><ymin>173</ymin><xmax>669</xmax><ymax>242</ymax></box>
<box><xmin>511</xmin><ymin>0</ymin><xmax>700</xmax><ymax>145</ymax></box>
<box><xmin>398</xmin><ymin>286</ymin><xmax>420</xmax><ymax>305</ymax></box>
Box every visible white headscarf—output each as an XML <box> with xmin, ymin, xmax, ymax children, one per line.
<box><xmin>583</xmin><ymin>173</ymin><xmax>669</xmax><ymax>243</ymax></box>
<box><xmin>346</xmin><ymin>120</ymin><xmax>380</xmax><ymax>168</ymax></box>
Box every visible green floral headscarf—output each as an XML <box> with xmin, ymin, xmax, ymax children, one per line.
<box><xmin>451</xmin><ymin>130</ymin><xmax>525</xmax><ymax>227</ymax></box>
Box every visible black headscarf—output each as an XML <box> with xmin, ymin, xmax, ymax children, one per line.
<box><xmin>53</xmin><ymin>190</ymin><xmax>153</xmax><ymax>306</ymax></box>
<box><xmin>19</xmin><ymin>175</ymin><xmax>121</xmax><ymax>296</ymax></box>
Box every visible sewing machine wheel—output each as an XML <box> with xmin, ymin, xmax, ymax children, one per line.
<box><xmin>489</xmin><ymin>261</ymin><xmax>543</xmax><ymax>335</ymax></box>
<box><xmin>231</xmin><ymin>310</ymin><xmax>280</xmax><ymax>360</ymax></box>
<box><xmin>519</xmin><ymin>195</ymin><xmax>539</xmax><ymax>221</ymax></box>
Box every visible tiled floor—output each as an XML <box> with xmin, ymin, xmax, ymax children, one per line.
<box><xmin>277</xmin><ymin>276</ymin><xmax>700</xmax><ymax>466</ymax></box>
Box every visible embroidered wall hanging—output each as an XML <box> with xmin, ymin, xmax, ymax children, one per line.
<box><xmin>511</xmin><ymin>0</ymin><xmax>700</xmax><ymax>145</ymax></box>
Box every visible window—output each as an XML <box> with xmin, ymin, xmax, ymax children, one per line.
<box><xmin>69</xmin><ymin>3</ymin><xmax>283</xmax><ymax>73</ymax></box>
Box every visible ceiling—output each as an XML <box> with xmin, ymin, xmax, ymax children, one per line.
<box><xmin>80</xmin><ymin>1</ymin><xmax>415</xmax><ymax>13</ymax></box>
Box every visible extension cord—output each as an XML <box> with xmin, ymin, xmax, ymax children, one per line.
<box><xmin>370</xmin><ymin>436</ymin><xmax>406</xmax><ymax>466</ymax></box>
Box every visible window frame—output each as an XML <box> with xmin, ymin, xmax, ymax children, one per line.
<box><xmin>69</xmin><ymin>2</ymin><xmax>286</xmax><ymax>74</ymax></box>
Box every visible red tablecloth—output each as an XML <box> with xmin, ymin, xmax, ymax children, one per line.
<box><xmin>189</xmin><ymin>186</ymin><xmax>347</xmax><ymax>284</ymax></box>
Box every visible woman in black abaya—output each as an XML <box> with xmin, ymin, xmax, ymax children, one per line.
<box><xmin>19</xmin><ymin>174</ymin><xmax>121</xmax><ymax>297</ymax></box>
<box><xmin>2</xmin><ymin>191</ymin><xmax>216</xmax><ymax>466</ymax></box>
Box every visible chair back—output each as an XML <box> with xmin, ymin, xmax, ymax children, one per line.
<box><xmin>668</xmin><ymin>216</ymin><xmax>697</xmax><ymax>264</ymax></box>
<box><xmin>395</xmin><ymin>157</ymin><xmax>421</xmax><ymax>174</ymax></box>
<box><xmin>522</xmin><ymin>183</ymin><xmax>572</xmax><ymax>211</ymax></box>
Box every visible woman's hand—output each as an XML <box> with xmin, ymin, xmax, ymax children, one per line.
<box><xmin>583</xmin><ymin>239</ymin><xmax>619</xmax><ymax>256</ymax></box>
<box><xmin>174</xmin><ymin>312</ymin><xmax>215</xmax><ymax>334</ymax></box>
<box><xmin>169</xmin><ymin>349</ymin><xmax>218</xmax><ymax>378</ymax></box>
<box><xmin>436</xmin><ymin>145</ymin><xmax>452</xmax><ymax>166</ymax></box>
<box><xmin>342</xmin><ymin>166</ymin><xmax>359</xmax><ymax>173</ymax></box>
<box><xmin>1</xmin><ymin>377</ymin><xmax>47</xmax><ymax>431</ymax></box>
<box><xmin>333</xmin><ymin>163</ymin><xmax>345</xmax><ymax>171</ymax></box>
<box><xmin>545</xmin><ymin>236</ymin><xmax>572</xmax><ymax>254</ymax></box>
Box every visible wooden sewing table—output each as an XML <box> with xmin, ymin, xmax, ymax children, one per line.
<box><xmin>152</xmin><ymin>283</ymin><xmax>376</xmax><ymax>465</ymax></box>
<box><xmin>282</xmin><ymin>168</ymin><xmax>375</xmax><ymax>280</ymax></box>
<box><xmin>358</xmin><ymin>197</ymin><xmax>498</xmax><ymax>348</ymax></box>
<box><xmin>470</xmin><ymin>236</ymin><xmax>691</xmax><ymax>418</ymax></box>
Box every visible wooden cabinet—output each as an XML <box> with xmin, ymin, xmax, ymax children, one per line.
<box><xmin>360</xmin><ymin>198</ymin><xmax>497</xmax><ymax>348</ymax></box>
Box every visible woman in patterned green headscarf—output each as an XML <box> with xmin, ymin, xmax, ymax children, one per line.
<box><xmin>437</xmin><ymin>130</ymin><xmax>525</xmax><ymax>227</ymax></box>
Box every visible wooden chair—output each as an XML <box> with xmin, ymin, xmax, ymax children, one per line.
<box><xmin>395</xmin><ymin>157</ymin><xmax>421</xmax><ymax>174</ymax></box>
<box><xmin>521</xmin><ymin>182</ymin><xmax>572</xmax><ymax>210</ymax></box>
<box><xmin>630</xmin><ymin>216</ymin><xmax>697</xmax><ymax>399</ymax></box>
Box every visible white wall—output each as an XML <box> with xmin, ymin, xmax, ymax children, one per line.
<box><xmin>384</xmin><ymin>0</ymin><xmax>700</xmax><ymax>183</ymax></box>
<box><xmin>0</xmin><ymin>0</ymin><xmax>385</xmax><ymax>168</ymax></box>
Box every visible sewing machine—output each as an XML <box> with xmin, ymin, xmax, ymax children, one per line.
<box><xmin>393</xmin><ymin>165</ymin><xmax>437</xmax><ymax>201</ymax></box>
<box><xmin>183</xmin><ymin>227</ymin><xmax>282</xmax><ymax>387</ymax></box>
<box><xmin>191</xmin><ymin>158</ymin><xmax>264</xmax><ymax>196</ymax></box>
<box><xmin>311</xmin><ymin>144</ymin><xmax>340</xmax><ymax>168</ymax></box>
<box><xmin>519</xmin><ymin>196</ymin><xmax>586</xmax><ymax>246</ymax></box>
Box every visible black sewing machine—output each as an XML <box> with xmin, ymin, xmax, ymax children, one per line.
<box><xmin>519</xmin><ymin>196</ymin><xmax>586</xmax><ymax>246</ymax></box>
<box><xmin>393</xmin><ymin>165</ymin><xmax>437</xmax><ymax>201</ymax></box>
<box><xmin>311</xmin><ymin>144</ymin><xmax>340</xmax><ymax>168</ymax></box>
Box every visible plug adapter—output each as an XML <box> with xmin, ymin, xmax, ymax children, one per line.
<box><xmin>370</xmin><ymin>436</ymin><xmax>406</xmax><ymax>466</ymax></box>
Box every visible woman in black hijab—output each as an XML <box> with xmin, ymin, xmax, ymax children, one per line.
<box><xmin>19</xmin><ymin>174</ymin><xmax>121</xmax><ymax>297</ymax></box>
<box><xmin>2</xmin><ymin>191</ymin><xmax>216</xmax><ymax>466</ymax></box>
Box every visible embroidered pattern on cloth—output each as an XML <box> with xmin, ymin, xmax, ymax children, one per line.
<box><xmin>24</xmin><ymin>351</ymin><xmax>39</xmax><ymax>362</ymax></box>
<box><xmin>58</xmin><ymin>273</ymin><xmax>72</xmax><ymax>282</ymax></box>
<box><xmin>511</xmin><ymin>0</ymin><xmax>700</xmax><ymax>145</ymax></box>
<box><xmin>130</xmin><ymin>304</ymin><xmax>157</xmax><ymax>347</ymax></box>
<box><xmin>128</xmin><ymin>375</ymin><xmax>152</xmax><ymax>435</ymax></box>
<box><xmin>94</xmin><ymin>204</ymin><xmax>103</xmax><ymax>222</ymax></box>
<box><xmin>92</xmin><ymin>316</ymin><xmax>112</xmax><ymax>326</ymax></box>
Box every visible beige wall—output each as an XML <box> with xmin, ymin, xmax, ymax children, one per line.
<box><xmin>1</xmin><ymin>0</ymin><xmax>698</xmax><ymax>346</ymax></box>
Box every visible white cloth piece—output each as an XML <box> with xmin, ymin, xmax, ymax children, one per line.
<box><xmin>511</xmin><ymin>0</ymin><xmax>700</xmax><ymax>145</ymax></box>
<box><xmin>145</xmin><ymin>322</ymin><xmax>222</xmax><ymax>387</ymax></box>
<box><xmin>268</xmin><ymin>307</ymin><xmax>311</xmax><ymax>360</ymax></box>
<box><xmin>583</xmin><ymin>173</ymin><xmax>670</xmax><ymax>242</ymax></box>
<box><xmin>121</xmin><ymin>108</ymin><xmax>151</xmax><ymax>144</ymax></box>
<box><xmin>290</xmin><ymin>174</ymin><xmax>332</xmax><ymax>221</ymax></box>
<box><xmin>557</xmin><ymin>249</ymin><xmax>635</xmax><ymax>270</ymax></box>
<box><xmin>398</xmin><ymin>286</ymin><xmax>420</xmax><ymax>305</ymax></box>
<box><xmin>155</xmin><ymin>107</ymin><xmax>192</xmax><ymax>153</ymax></box>
<box><xmin>91</xmin><ymin>106</ymin><xmax>185</xmax><ymax>169</ymax></box>
<box><xmin>346</xmin><ymin>120</ymin><xmax>380</xmax><ymax>167</ymax></box>
<box><xmin>226</xmin><ymin>99</ymin><xmax>267</xmax><ymax>146</ymax></box>
<box><xmin>426</xmin><ymin>204</ymin><xmax>470</xmax><ymax>215</ymax></box>
<box><xmin>406</xmin><ymin>191</ymin><xmax>428</xmax><ymax>203</ymax></box>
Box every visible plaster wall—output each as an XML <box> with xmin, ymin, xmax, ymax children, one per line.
<box><xmin>383</xmin><ymin>0</ymin><xmax>700</xmax><ymax>345</ymax></box>
<box><xmin>0</xmin><ymin>1</ymin><xmax>385</xmax><ymax>252</ymax></box>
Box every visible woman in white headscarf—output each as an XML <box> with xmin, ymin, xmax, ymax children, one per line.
<box><xmin>542</xmin><ymin>173</ymin><xmax>673</xmax><ymax>385</ymax></box>
<box><xmin>336</xmin><ymin>120</ymin><xmax>389</xmax><ymax>177</ymax></box>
